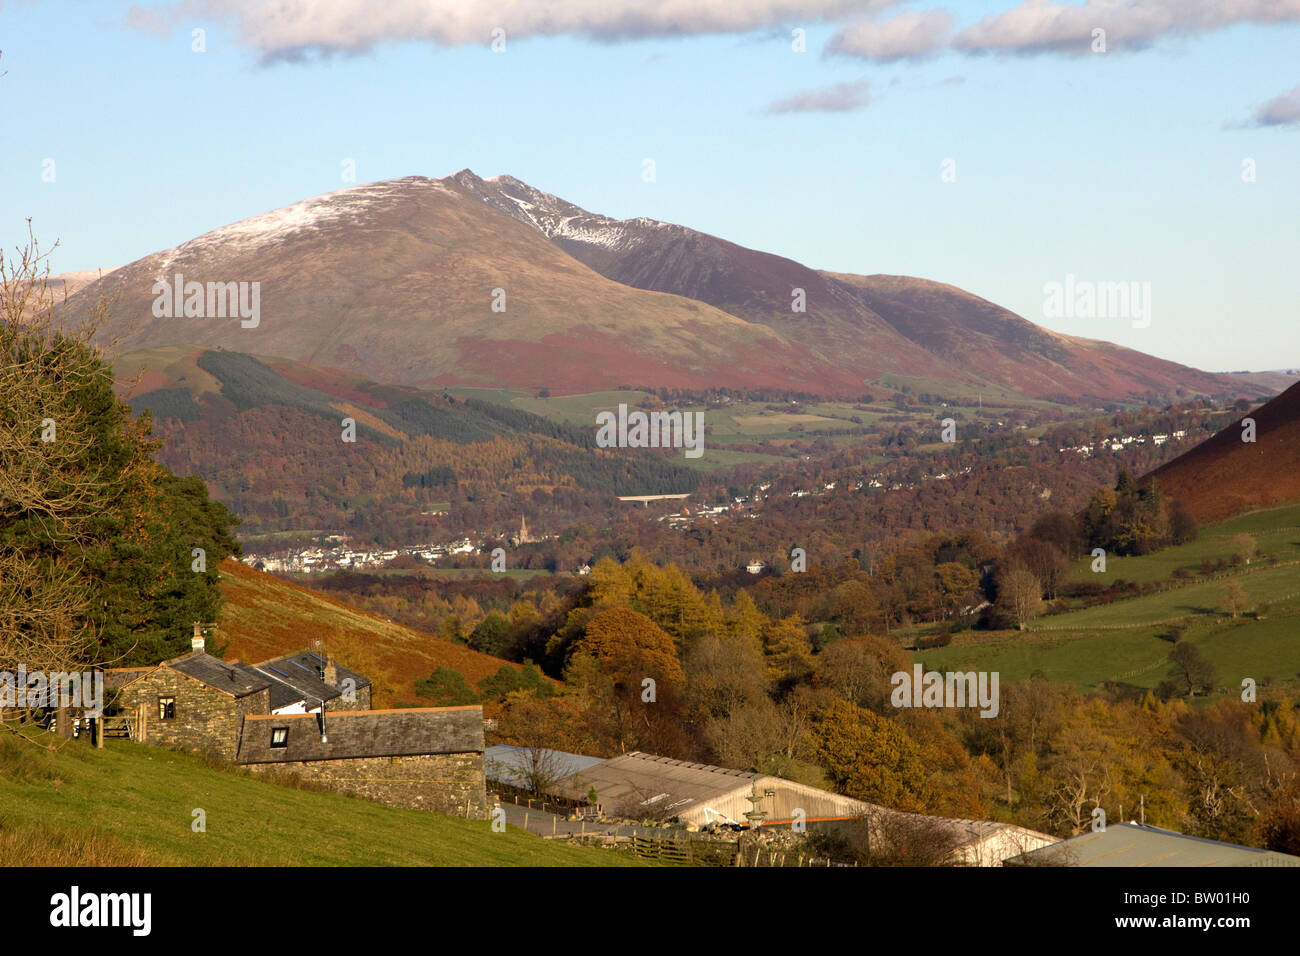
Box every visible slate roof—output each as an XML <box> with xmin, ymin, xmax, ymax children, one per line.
<box><xmin>166</xmin><ymin>652</ymin><xmax>272</xmax><ymax>699</ymax></box>
<box><xmin>1017</xmin><ymin>822</ymin><xmax>1300</xmax><ymax>867</ymax></box>
<box><xmin>101</xmin><ymin>667</ymin><xmax>155</xmax><ymax>691</ymax></box>
<box><xmin>236</xmin><ymin>706</ymin><xmax>484</xmax><ymax>764</ymax></box>
<box><xmin>251</xmin><ymin>651</ymin><xmax>371</xmax><ymax>710</ymax></box>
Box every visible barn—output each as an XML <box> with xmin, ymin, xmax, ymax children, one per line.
<box><xmin>1013</xmin><ymin>822</ymin><xmax>1300</xmax><ymax>867</ymax></box>
<box><xmin>548</xmin><ymin>750</ymin><xmax>1054</xmax><ymax>865</ymax></box>
<box><xmin>549</xmin><ymin>751</ymin><xmax>865</xmax><ymax>827</ymax></box>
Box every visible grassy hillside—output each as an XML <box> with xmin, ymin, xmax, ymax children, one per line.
<box><xmin>0</xmin><ymin>729</ymin><xmax>643</xmax><ymax>867</ymax></box>
<box><xmin>1064</xmin><ymin>504</ymin><xmax>1300</xmax><ymax>585</ymax></box>
<box><xmin>216</xmin><ymin>558</ymin><xmax>533</xmax><ymax>706</ymax></box>
<box><xmin>915</xmin><ymin>504</ymin><xmax>1300</xmax><ymax>697</ymax></box>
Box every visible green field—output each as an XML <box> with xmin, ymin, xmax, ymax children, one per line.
<box><xmin>675</xmin><ymin>447</ymin><xmax>790</xmax><ymax>470</ymax></box>
<box><xmin>915</xmin><ymin>504</ymin><xmax>1300</xmax><ymax>695</ymax></box>
<box><xmin>1069</xmin><ymin>503</ymin><xmax>1300</xmax><ymax>585</ymax></box>
<box><xmin>0</xmin><ymin>729</ymin><xmax>646</xmax><ymax>867</ymax></box>
<box><xmin>442</xmin><ymin>387</ymin><xmax>1102</xmax><ymax>475</ymax></box>
<box><xmin>920</xmin><ymin>602</ymin><xmax>1300</xmax><ymax>694</ymax></box>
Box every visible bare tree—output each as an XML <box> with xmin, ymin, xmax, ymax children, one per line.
<box><xmin>515</xmin><ymin>744</ymin><xmax>571</xmax><ymax>796</ymax></box>
<box><xmin>997</xmin><ymin>569</ymin><xmax>1044</xmax><ymax>630</ymax></box>
<box><xmin>840</xmin><ymin>806</ymin><xmax>968</xmax><ymax>866</ymax></box>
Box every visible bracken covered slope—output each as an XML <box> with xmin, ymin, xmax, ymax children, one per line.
<box><xmin>1143</xmin><ymin>382</ymin><xmax>1300</xmax><ymax>522</ymax></box>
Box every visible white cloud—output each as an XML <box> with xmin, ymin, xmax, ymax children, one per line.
<box><xmin>826</xmin><ymin>9</ymin><xmax>953</xmax><ymax>61</ymax></box>
<box><xmin>822</xmin><ymin>0</ymin><xmax>1300</xmax><ymax>61</ymax></box>
<box><xmin>953</xmin><ymin>0</ymin><xmax>1300</xmax><ymax>57</ymax></box>
<box><xmin>764</xmin><ymin>79</ymin><xmax>870</xmax><ymax>113</ymax></box>
<box><xmin>1251</xmin><ymin>85</ymin><xmax>1300</xmax><ymax>127</ymax></box>
<box><xmin>126</xmin><ymin>0</ymin><xmax>904</xmax><ymax>60</ymax></box>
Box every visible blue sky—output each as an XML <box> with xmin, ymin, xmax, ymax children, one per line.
<box><xmin>2</xmin><ymin>0</ymin><xmax>1297</xmax><ymax>372</ymax></box>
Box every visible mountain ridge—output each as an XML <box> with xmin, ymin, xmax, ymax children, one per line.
<box><xmin>58</xmin><ymin>170</ymin><xmax>1257</xmax><ymax>404</ymax></box>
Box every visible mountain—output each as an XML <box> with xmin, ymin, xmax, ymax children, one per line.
<box><xmin>1220</xmin><ymin>369</ymin><xmax>1300</xmax><ymax>394</ymax></box>
<box><xmin>447</xmin><ymin>171</ymin><xmax>963</xmax><ymax>385</ymax></box>
<box><xmin>61</xmin><ymin>171</ymin><xmax>1251</xmax><ymax>403</ymax></box>
<box><xmin>828</xmin><ymin>273</ymin><xmax>1234</xmax><ymax>403</ymax></box>
<box><xmin>1142</xmin><ymin>382</ymin><xmax>1300</xmax><ymax>523</ymax></box>
<box><xmin>452</xmin><ymin>170</ymin><xmax>1242</xmax><ymax>403</ymax></box>
<box><xmin>67</xmin><ymin>177</ymin><xmax>851</xmax><ymax>395</ymax></box>
<box><xmin>19</xmin><ymin>267</ymin><xmax>118</xmax><ymax>323</ymax></box>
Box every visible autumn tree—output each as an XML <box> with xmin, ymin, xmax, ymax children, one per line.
<box><xmin>1219</xmin><ymin>581</ymin><xmax>1247</xmax><ymax>619</ymax></box>
<box><xmin>1027</xmin><ymin>511</ymin><xmax>1083</xmax><ymax>557</ymax></box>
<box><xmin>814</xmin><ymin>635</ymin><xmax>908</xmax><ymax>713</ymax></box>
<box><xmin>933</xmin><ymin>561</ymin><xmax>980</xmax><ymax>617</ymax></box>
<box><xmin>565</xmin><ymin>606</ymin><xmax>690</xmax><ymax>754</ymax></box>
<box><xmin>1174</xmin><ymin>703</ymin><xmax>1271</xmax><ymax>844</ymax></box>
<box><xmin>1004</xmin><ymin>538</ymin><xmax>1068</xmax><ymax>600</ymax></box>
<box><xmin>996</xmin><ymin>569</ymin><xmax>1043</xmax><ymax>630</ymax></box>
<box><xmin>1229</xmin><ymin>534</ymin><xmax>1257</xmax><ymax>566</ymax></box>
<box><xmin>684</xmin><ymin>630</ymin><xmax>767</xmax><ymax>725</ymax></box>
<box><xmin>573</xmin><ymin>606</ymin><xmax>684</xmax><ymax>689</ymax></box>
<box><xmin>761</xmin><ymin>614</ymin><xmax>814</xmax><ymax>690</ymax></box>
<box><xmin>810</xmin><ymin>700</ymin><xmax>933</xmax><ymax>812</ymax></box>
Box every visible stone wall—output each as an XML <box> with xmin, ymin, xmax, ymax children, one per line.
<box><xmin>117</xmin><ymin>668</ymin><xmax>269</xmax><ymax>761</ymax></box>
<box><xmin>246</xmin><ymin>752</ymin><xmax>488</xmax><ymax>818</ymax></box>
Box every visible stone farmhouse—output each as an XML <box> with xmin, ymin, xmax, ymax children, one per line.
<box><xmin>104</xmin><ymin>628</ymin><xmax>487</xmax><ymax>818</ymax></box>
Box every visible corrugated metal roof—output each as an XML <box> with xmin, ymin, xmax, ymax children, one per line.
<box><xmin>485</xmin><ymin>745</ymin><xmax>605</xmax><ymax>788</ymax></box>
<box><xmin>550</xmin><ymin>751</ymin><xmax>862</xmax><ymax>825</ymax></box>
<box><xmin>549</xmin><ymin>751</ymin><xmax>1056</xmax><ymax>864</ymax></box>
<box><xmin>236</xmin><ymin>706</ymin><xmax>484</xmax><ymax>764</ymax></box>
<box><xmin>1018</xmin><ymin>822</ymin><xmax>1300</xmax><ymax>867</ymax></box>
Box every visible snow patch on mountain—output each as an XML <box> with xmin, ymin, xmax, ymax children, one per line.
<box><xmin>449</xmin><ymin>168</ymin><xmax>683</xmax><ymax>254</ymax></box>
<box><xmin>149</xmin><ymin>177</ymin><xmax>456</xmax><ymax>281</ymax></box>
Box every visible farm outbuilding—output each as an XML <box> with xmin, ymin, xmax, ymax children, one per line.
<box><xmin>1013</xmin><ymin>822</ymin><xmax>1300</xmax><ymax>867</ymax></box>
<box><xmin>549</xmin><ymin>751</ymin><xmax>871</xmax><ymax>828</ymax></box>
<box><xmin>548</xmin><ymin>750</ymin><xmax>1055</xmax><ymax>865</ymax></box>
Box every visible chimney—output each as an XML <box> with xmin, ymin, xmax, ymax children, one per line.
<box><xmin>323</xmin><ymin>656</ymin><xmax>338</xmax><ymax>687</ymax></box>
<box><xmin>191</xmin><ymin>622</ymin><xmax>205</xmax><ymax>652</ymax></box>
